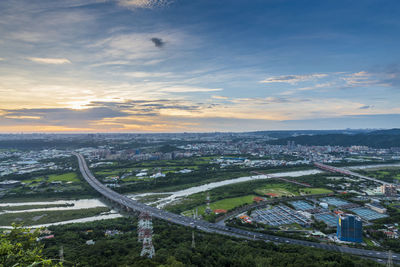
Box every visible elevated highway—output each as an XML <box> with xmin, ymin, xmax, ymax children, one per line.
<box><xmin>74</xmin><ymin>153</ymin><xmax>399</xmax><ymax>263</ymax></box>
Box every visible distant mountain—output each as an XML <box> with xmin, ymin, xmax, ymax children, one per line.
<box><xmin>250</xmin><ymin>129</ymin><xmax>373</xmax><ymax>139</ymax></box>
<box><xmin>267</xmin><ymin>129</ymin><xmax>400</xmax><ymax>148</ymax></box>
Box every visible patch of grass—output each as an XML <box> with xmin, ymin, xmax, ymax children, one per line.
<box><xmin>300</xmin><ymin>188</ymin><xmax>333</xmax><ymax>195</ymax></box>
<box><xmin>22</xmin><ymin>177</ymin><xmax>45</xmax><ymax>184</ymax></box>
<box><xmin>363</xmin><ymin>238</ymin><xmax>375</xmax><ymax>247</ymax></box>
<box><xmin>182</xmin><ymin>195</ymin><xmax>256</xmax><ymax>216</ymax></box>
<box><xmin>0</xmin><ymin>207</ymin><xmax>110</xmax><ymax>226</ymax></box>
<box><xmin>22</xmin><ymin>172</ymin><xmax>79</xmax><ymax>184</ymax></box>
<box><xmin>254</xmin><ymin>184</ymin><xmax>298</xmax><ymax>197</ymax></box>
<box><xmin>48</xmin><ymin>172</ymin><xmax>79</xmax><ymax>182</ymax></box>
<box><xmin>95</xmin><ymin>170</ymin><xmax>122</xmax><ymax>176</ymax></box>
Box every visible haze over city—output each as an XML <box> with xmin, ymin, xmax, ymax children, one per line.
<box><xmin>1</xmin><ymin>0</ymin><xmax>399</xmax><ymax>132</ymax></box>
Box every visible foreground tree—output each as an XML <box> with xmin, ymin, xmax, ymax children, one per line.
<box><xmin>0</xmin><ymin>224</ymin><xmax>61</xmax><ymax>267</ymax></box>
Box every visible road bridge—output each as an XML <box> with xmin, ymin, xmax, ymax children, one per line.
<box><xmin>74</xmin><ymin>153</ymin><xmax>399</xmax><ymax>263</ymax></box>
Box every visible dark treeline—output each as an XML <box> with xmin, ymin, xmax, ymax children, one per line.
<box><xmin>268</xmin><ymin>129</ymin><xmax>400</xmax><ymax>148</ymax></box>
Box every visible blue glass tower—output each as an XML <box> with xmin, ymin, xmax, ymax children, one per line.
<box><xmin>337</xmin><ymin>214</ymin><xmax>362</xmax><ymax>243</ymax></box>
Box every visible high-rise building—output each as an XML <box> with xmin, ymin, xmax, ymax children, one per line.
<box><xmin>337</xmin><ymin>214</ymin><xmax>362</xmax><ymax>243</ymax></box>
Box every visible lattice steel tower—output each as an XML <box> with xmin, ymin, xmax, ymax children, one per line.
<box><xmin>138</xmin><ymin>212</ymin><xmax>155</xmax><ymax>258</ymax></box>
<box><xmin>205</xmin><ymin>192</ymin><xmax>212</xmax><ymax>214</ymax></box>
<box><xmin>387</xmin><ymin>250</ymin><xmax>393</xmax><ymax>267</ymax></box>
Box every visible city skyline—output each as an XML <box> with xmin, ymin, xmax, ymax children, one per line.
<box><xmin>0</xmin><ymin>0</ymin><xmax>399</xmax><ymax>132</ymax></box>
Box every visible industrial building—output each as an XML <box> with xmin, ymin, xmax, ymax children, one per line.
<box><xmin>349</xmin><ymin>207</ymin><xmax>388</xmax><ymax>221</ymax></box>
<box><xmin>320</xmin><ymin>197</ymin><xmax>349</xmax><ymax>207</ymax></box>
<box><xmin>314</xmin><ymin>213</ymin><xmax>337</xmax><ymax>227</ymax></box>
<box><xmin>365</xmin><ymin>202</ymin><xmax>387</xmax><ymax>214</ymax></box>
<box><xmin>251</xmin><ymin>205</ymin><xmax>311</xmax><ymax>227</ymax></box>
<box><xmin>337</xmin><ymin>214</ymin><xmax>363</xmax><ymax>243</ymax></box>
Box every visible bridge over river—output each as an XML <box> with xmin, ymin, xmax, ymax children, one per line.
<box><xmin>74</xmin><ymin>153</ymin><xmax>398</xmax><ymax>263</ymax></box>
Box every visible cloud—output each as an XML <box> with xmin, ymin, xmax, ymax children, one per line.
<box><xmin>0</xmin><ymin>58</ymin><xmax>4</xmax><ymax>61</ymax></box>
<box><xmin>159</xmin><ymin>86</ymin><xmax>223</xmax><ymax>93</ymax></box>
<box><xmin>2</xmin><ymin>107</ymin><xmax>128</xmax><ymax>122</ymax></box>
<box><xmin>341</xmin><ymin>71</ymin><xmax>394</xmax><ymax>88</ymax></box>
<box><xmin>359</xmin><ymin>105</ymin><xmax>373</xmax><ymax>110</ymax></box>
<box><xmin>90</xmin><ymin>31</ymin><xmax>185</xmax><ymax>61</ymax></box>
<box><xmin>151</xmin><ymin>37</ymin><xmax>165</xmax><ymax>48</ymax></box>
<box><xmin>298</xmin><ymin>82</ymin><xmax>334</xmax><ymax>91</ymax></box>
<box><xmin>260</xmin><ymin>74</ymin><xmax>327</xmax><ymax>84</ymax></box>
<box><xmin>124</xmin><ymin>71</ymin><xmax>173</xmax><ymax>78</ymax></box>
<box><xmin>212</xmin><ymin>95</ymin><xmax>228</xmax><ymax>100</ymax></box>
<box><xmin>27</xmin><ymin>57</ymin><xmax>71</xmax><ymax>64</ymax></box>
<box><xmin>118</xmin><ymin>0</ymin><xmax>172</xmax><ymax>9</ymax></box>
<box><xmin>86</xmin><ymin>99</ymin><xmax>202</xmax><ymax>113</ymax></box>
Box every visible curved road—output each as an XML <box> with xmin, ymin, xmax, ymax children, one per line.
<box><xmin>74</xmin><ymin>153</ymin><xmax>398</xmax><ymax>263</ymax></box>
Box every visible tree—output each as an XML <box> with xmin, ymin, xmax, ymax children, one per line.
<box><xmin>0</xmin><ymin>224</ymin><xmax>62</xmax><ymax>267</ymax></box>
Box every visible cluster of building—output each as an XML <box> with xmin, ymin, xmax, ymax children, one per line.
<box><xmin>0</xmin><ymin>149</ymin><xmax>71</xmax><ymax>177</ymax></box>
<box><xmin>213</xmin><ymin>157</ymin><xmax>309</xmax><ymax>168</ymax></box>
<box><xmin>244</xmin><ymin>194</ymin><xmax>395</xmax><ymax>244</ymax></box>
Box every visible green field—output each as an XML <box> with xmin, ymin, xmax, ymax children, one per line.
<box><xmin>23</xmin><ymin>172</ymin><xmax>79</xmax><ymax>183</ymax></box>
<box><xmin>182</xmin><ymin>195</ymin><xmax>256</xmax><ymax>216</ymax></box>
<box><xmin>299</xmin><ymin>188</ymin><xmax>332</xmax><ymax>195</ymax></box>
<box><xmin>48</xmin><ymin>172</ymin><xmax>79</xmax><ymax>182</ymax></box>
<box><xmin>254</xmin><ymin>184</ymin><xmax>298</xmax><ymax>197</ymax></box>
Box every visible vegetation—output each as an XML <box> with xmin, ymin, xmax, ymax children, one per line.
<box><xmin>0</xmin><ymin>207</ymin><xmax>109</xmax><ymax>226</ymax></box>
<box><xmin>182</xmin><ymin>195</ymin><xmax>257</xmax><ymax>216</ymax></box>
<box><xmin>40</xmin><ymin>217</ymin><xmax>381</xmax><ymax>267</ymax></box>
<box><xmin>92</xmin><ymin>159</ymin><xmax>311</xmax><ymax>194</ymax></box>
<box><xmin>268</xmin><ymin>129</ymin><xmax>400</xmax><ymax>148</ymax></box>
<box><xmin>0</xmin><ymin>224</ymin><xmax>61</xmax><ymax>266</ymax></box>
<box><xmin>165</xmin><ymin>175</ymin><xmax>334</xmax><ymax>215</ymax></box>
<box><xmin>254</xmin><ymin>184</ymin><xmax>298</xmax><ymax>197</ymax></box>
<box><xmin>300</xmin><ymin>188</ymin><xmax>333</xmax><ymax>195</ymax></box>
<box><xmin>357</xmin><ymin>168</ymin><xmax>400</xmax><ymax>183</ymax></box>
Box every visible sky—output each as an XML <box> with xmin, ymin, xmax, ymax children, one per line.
<box><xmin>0</xmin><ymin>0</ymin><xmax>399</xmax><ymax>132</ymax></box>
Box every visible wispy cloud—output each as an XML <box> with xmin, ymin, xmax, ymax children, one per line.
<box><xmin>117</xmin><ymin>0</ymin><xmax>172</xmax><ymax>9</ymax></box>
<box><xmin>260</xmin><ymin>74</ymin><xmax>327</xmax><ymax>84</ymax></box>
<box><xmin>124</xmin><ymin>71</ymin><xmax>174</xmax><ymax>78</ymax></box>
<box><xmin>298</xmin><ymin>82</ymin><xmax>334</xmax><ymax>91</ymax></box>
<box><xmin>159</xmin><ymin>86</ymin><xmax>223</xmax><ymax>93</ymax></box>
<box><xmin>27</xmin><ymin>57</ymin><xmax>71</xmax><ymax>64</ymax></box>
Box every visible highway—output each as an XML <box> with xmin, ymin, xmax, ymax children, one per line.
<box><xmin>74</xmin><ymin>153</ymin><xmax>399</xmax><ymax>263</ymax></box>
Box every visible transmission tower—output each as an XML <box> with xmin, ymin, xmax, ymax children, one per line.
<box><xmin>191</xmin><ymin>230</ymin><xmax>195</xmax><ymax>249</ymax></box>
<box><xmin>138</xmin><ymin>212</ymin><xmax>155</xmax><ymax>258</ymax></box>
<box><xmin>205</xmin><ymin>192</ymin><xmax>212</xmax><ymax>215</ymax></box>
<box><xmin>59</xmin><ymin>246</ymin><xmax>64</xmax><ymax>262</ymax></box>
<box><xmin>386</xmin><ymin>250</ymin><xmax>393</xmax><ymax>267</ymax></box>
